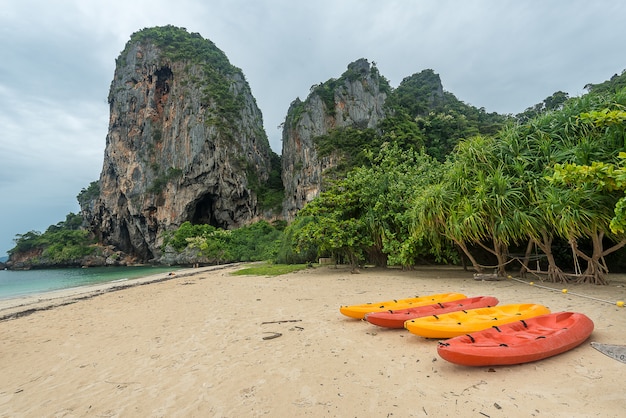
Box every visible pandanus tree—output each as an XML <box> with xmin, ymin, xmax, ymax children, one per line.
<box><xmin>495</xmin><ymin>115</ymin><xmax>571</xmax><ymax>282</ymax></box>
<box><xmin>413</xmin><ymin>89</ymin><xmax>626</xmax><ymax>281</ymax></box>
<box><xmin>413</xmin><ymin>135</ymin><xmax>531</xmax><ymax>275</ymax></box>
<box><xmin>412</xmin><ymin>177</ymin><xmax>482</xmax><ymax>270</ymax></box>
<box><xmin>542</xmin><ymin>181</ymin><xmax>623</xmax><ymax>284</ymax></box>
<box><xmin>548</xmin><ymin>100</ymin><xmax>626</xmax><ymax>284</ymax></box>
<box><xmin>524</xmin><ymin>92</ymin><xmax>626</xmax><ymax>284</ymax></box>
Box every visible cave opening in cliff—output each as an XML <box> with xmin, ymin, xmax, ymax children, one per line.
<box><xmin>153</xmin><ymin>66</ymin><xmax>173</xmax><ymax>117</ymax></box>
<box><xmin>189</xmin><ymin>193</ymin><xmax>225</xmax><ymax>229</ymax></box>
<box><xmin>154</xmin><ymin>66</ymin><xmax>172</xmax><ymax>95</ymax></box>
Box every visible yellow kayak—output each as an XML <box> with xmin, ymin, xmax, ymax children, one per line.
<box><xmin>339</xmin><ymin>293</ymin><xmax>467</xmax><ymax>319</ymax></box>
<box><xmin>404</xmin><ymin>303</ymin><xmax>551</xmax><ymax>339</ymax></box>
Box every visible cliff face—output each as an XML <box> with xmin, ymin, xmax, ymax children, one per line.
<box><xmin>281</xmin><ymin>59</ymin><xmax>388</xmax><ymax>219</ymax></box>
<box><xmin>85</xmin><ymin>26</ymin><xmax>274</xmax><ymax>261</ymax></box>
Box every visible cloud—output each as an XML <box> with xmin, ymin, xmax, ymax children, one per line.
<box><xmin>1</xmin><ymin>0</ymin><xmax>625</xmax><ymax>256</ymax></box>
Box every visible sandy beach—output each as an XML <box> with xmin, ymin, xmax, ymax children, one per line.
<box><xmin>0</xmin><ymin>264</ymin><xmax>624</xmax><ymax>417</ymax></box>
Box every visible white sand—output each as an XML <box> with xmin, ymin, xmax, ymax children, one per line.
<box><xmin>0</xmin><ymin>265</ymin><xmax>624</xmax><ymax>417</ymax></box>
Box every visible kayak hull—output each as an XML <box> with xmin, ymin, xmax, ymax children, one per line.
<box><xmin>365</xmin><ymin>296</ymin><xmax>499</xmax><ymax>328</ymax></box>
<box><xmin>339</xmin><ymin>293</ymin><xmax>466</xmax><ymax>319</ymax></box>
<box><xmin>437</xmin><ymin>312</ymin><xmax>594</xmax><ymax>366</ymax></box>
<box><xmin>404</xmin><ymin>303</ymin><xmax>551</xmax><ymax>339</ymax></box>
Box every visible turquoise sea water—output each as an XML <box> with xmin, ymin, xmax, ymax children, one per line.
<box><xmin>0</xmin><ymin>266</ymin><xmax>180</xmax><ymax>300</ymax></box>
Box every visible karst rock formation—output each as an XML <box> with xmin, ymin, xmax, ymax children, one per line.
<box><xmin>280</xmin><ymin>59</ymin><xmax>389</xmax><ymax>220</ymax></box>
<box><xmin>84</xmin><ymin>26</ymin><xmax>274</xmax><ymax>261</ymax></box>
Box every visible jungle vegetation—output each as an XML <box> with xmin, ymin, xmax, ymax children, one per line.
<box><xmin>161</xmin><ymin>220</ymin><xmax>284</xmax><ymax>264</ymax></box>
<box><xmin>9</xmin><ymin>213</ymin><xmax>96</xmax><ymax>264</ymax></box>
<box><xmin>283</xmin><ymin>77</ymin><xmax>626</xmax><ymax>285</ymax></box>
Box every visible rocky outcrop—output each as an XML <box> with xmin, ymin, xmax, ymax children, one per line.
<box><xmin>84</xmin><ymin>26</ymin><xmax>274</xmax><ymax>262</ymax></box>
<box><xmin>281</xmin><ymin>59</ymin><xmax>388</xmax><ymax>220</ymax></box>
<box><xmin>4</xmin><ymin>245</ymin><xmax>134</xmax><ymax>270</ymax></box>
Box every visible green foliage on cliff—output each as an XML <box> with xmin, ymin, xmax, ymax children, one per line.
<box><xmin>243</xmin><ymin>152</ymin><xmax>284</xmax><ymax>212</ymax></box>
<box><xmin>386</xmin><ymin>69</ymin><xmax>444</xmax><ymax>116</ymax></box>
<box><xmin>77</xmin><ymin>181</ymin><xmax>100</xmax><ymax>208</ymax></box>
<box><xmin>148</xmin><ymin>167</ymin><xmax>183</xmax><ymax>194</ymax></box>
<box><xmin>284</xmin><ymin>98</ymin><xmax>307</xmax><ymax>129</ymax></box>
<box><xmin>386</xmin><ymin>70</ymin><xmax>511</xmax><ymax>160</ymax></box>
<box><xmin>313</xmin><ymin>127</ymin><xmax>380</xmax><ymax>175</ymax></box>
<box><xmin>200</xmin><ymin>67</ymin><xmax>246</xmax><ymax>124</ymax></box>
<box><xmin>124</xmin><ymin>25</ymin><xmax>249</xmax><ymax>132</ymax></box>
<box><xmin>515</xmin><ymin>91</ymin><xmax>570</xmax><ymax>123</ymax></box>
<box><xmin>259</xmin><ymin>153</ymin><xmax>285</xmax><ymax>211</ymax></box>
<box><xmin>9</xmin><ymin>213</ymin><xmax>96</xmax><ymax>263</ymax></box>
<box><xmin>311</xmin><ymin>59</ymin><xmax>391</xmax><ymax>116</ymax></box>
<box><xmin>126</xmin><ymin>25</ymin><xmax>234</xmax><ymax>71</ymax></box>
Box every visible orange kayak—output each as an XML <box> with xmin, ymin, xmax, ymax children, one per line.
<box><xmin>437</xmin><ymin>312</ymin><xmax>594</xmax><ymax>366</ymax></box>
<box><xmin>339</xmin><ymin>293</ymin><xmax>466</xmax><ymax>319</ymax></box>
<box><xmin>404</xmin><ymin>303</ymin><xmax>551</xmax><ymax>339</ymax></box>
<box><xmin>364</xmin><ymin>296</ymin><xmax>499</xmax><ymax>329</ymax></box>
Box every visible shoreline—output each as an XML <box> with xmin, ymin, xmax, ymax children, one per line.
<box><xmin>0</xmin><ymin>264</ymin><xmax>236</xmax><ymax>322</ymax></box>
<box><xmin>1</xmin><ymin>265</ymin><xmax>625</xmax><ymax>416</ymax></box>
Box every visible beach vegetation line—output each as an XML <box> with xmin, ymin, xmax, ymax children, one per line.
<box><xmin>231</xmin><ymin>263</ymin><xmax>310</xmax><ymax>276</ymax></box>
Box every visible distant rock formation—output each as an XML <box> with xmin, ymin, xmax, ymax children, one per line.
<box><xmin>281</xmin><ymin>59</ymin><xmax>388</xmax><ymax>220</ymax></box>
<box><xmin>83</xmin><ymin>26</ymin><xmax>275</xmax><ymax>262</ymax></box>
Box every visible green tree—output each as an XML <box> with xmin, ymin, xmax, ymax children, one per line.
<box><xmin>288</xmin><ymin>144</ymin><xmax>443</xmax><ymax>269</ymax></box>
<box><xmin>553</xmin><ymin>155</ymin><xmax>626</xmax><ymax>234</ymax></box>
<box><xmin>293</xmin><ymin>184</ymin><xmax>371</xmax><ymax>269</ymax></box>
<box><xmin>548</xmin><ymin>105</ymin><xmax>626</xmax><ymax>284</ymax></box>
<box><xmin>187</xmin><ymin>230</ymin><xmax>232</xmax><ymax>264</ymax></box>
<box><xmin>348</xmin><ymin>144</ymin><xmax>443</xmax><ymax>267</ymax></box>
<box><xmin>276</xmin><ymin>216</ymin><xmax>319</xmax><ymax>264</ymax></box>
<box><xmin>162</xmin><ymin>221</ymin><xmax>217</xmax><ymax>252</ymax></box>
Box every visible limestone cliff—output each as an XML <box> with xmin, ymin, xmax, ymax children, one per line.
<box><xmin>281</xmin><ymin>59</ymin><xmax>389</xmax><ymax>219</ymax></box>
<box><xmin>85</xmin><ymin>26</ymin><xmax>274</xmax><ymax>262</ymax></box>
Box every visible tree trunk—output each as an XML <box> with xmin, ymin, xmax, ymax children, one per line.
<box><xmin>458</xmin><ymin>246</ymin><xmax>468</xmax><ymax>271</ymax></box>
<box><xmin>494</xmin><ymin>240</ymin><xmax>508</xmax><ymax>276</ymax></box>
<box><xmin>476</xmin><ymin>239</ymin><xmax>508</xmax><ymax>276</ymax></box>
<box><xmin>572</xmin><ymin>231</ymin><xmax>626</xmax><ymax>285</ymax></box>
<box><xmin>533</xmin><ymin>232</ymin><xmax>568</xmax><ymax>283</ymax></box>
<box><xmin>367</xmin><ymin>246</ymin><xmax>388</xmax><ymax>268</ymax></box>
<box><xmin>454</xmin><ymin>239</ymin><xmax>483</xmax><ymax>273</ymax></box>
<box><xmin>570</xmin><ymin>235</ymin><xmax>607</xmax><ymax>285</ymax></box>
<box><xmin>518</xmin><ymin>239</ymin><xmax>534</xmax><ymax>277</ymax></box>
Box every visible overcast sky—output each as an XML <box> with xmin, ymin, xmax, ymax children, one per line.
<box><xmin>1</xmin><ymin>0</ymin><xmax>625</xmax><ymax>257</ymax></box>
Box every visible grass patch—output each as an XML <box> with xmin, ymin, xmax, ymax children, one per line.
<box><xmin>231</xmin><ymin>263</ymin><xmax>310</xmax><ymax>276</ymax></box>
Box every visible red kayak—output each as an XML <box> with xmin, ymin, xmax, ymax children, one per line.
<box><xmin>437</xmin><ymin>312</ymin><xmax>594</xmax><ymax>366</ymax></box>
<box><xmin>364</xmin><ymin>296</ymin><xmax>499</xmax><ymax>329</ymax></box>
